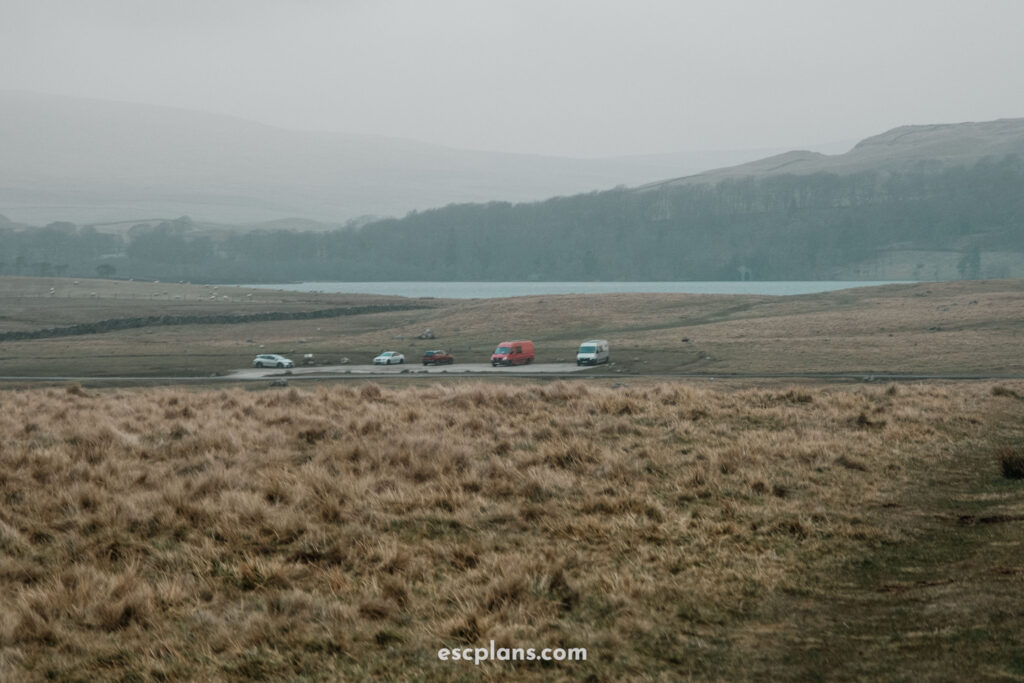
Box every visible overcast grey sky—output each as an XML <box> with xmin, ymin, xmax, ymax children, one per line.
<box><xmin>2</xmin><ymin>0</ymin><xmax>1023</xmax><ymax>158</ymax></box>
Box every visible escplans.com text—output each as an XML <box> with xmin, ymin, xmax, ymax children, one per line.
<box><xmin>438</xmin><ymin>641</ymin><xmax>587</xmax><ymax>665</ymax></box>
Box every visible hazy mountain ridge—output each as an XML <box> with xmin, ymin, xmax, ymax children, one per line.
<box><xmin>642</xmin><ymin>117</ymin><xmax>1024</xmax><ymax>190</ymax></box>
<box><xmin>0</xmin><ymin>91</ymin><xmax>797</xmax><ymax>225</ymax></box>
<box><xmin>3</xmin><ymin>106</ymin><xmax>1023</xmax><ymax>283</ymax></box>
<box><xmin>244</xmin><ymin>116</ymin><xmax>1019</xmax><ymax>283</ymax></box>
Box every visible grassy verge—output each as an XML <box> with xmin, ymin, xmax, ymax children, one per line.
<box><xmin>0</xmin><ymin>380</ymin><xmax>1021</xmax><ymax>679</ymax></box>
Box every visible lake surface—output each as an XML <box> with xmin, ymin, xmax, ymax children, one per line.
<box><xmin>242</xmin><ymin>281</ymin><xmax>915</xmax><ymax>298</ymax></box>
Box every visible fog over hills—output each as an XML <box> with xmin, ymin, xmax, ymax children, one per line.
<box><xmin>5</xmin><ymin>96</ymin><xmax>1022</xmax><ymax>283</ymax></box>
<box><xmin>246</xmin><ymin>115</ymin><xmax>1018</xmax><ymax>283</ymax></box>
<box><xmin>0</xmin><ymin>91</ymin><xmax>815</xmax><ymax>226</ymax></box>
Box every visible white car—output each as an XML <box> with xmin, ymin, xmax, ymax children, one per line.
<box><xmin>373</xmin><ymin>351</ymin><xmax>405</xmax><ymax>365</ymax></box>
<box><xmin>252</xmin><ymin>353</ymin><xmax>294</xmax><ymax>368</ymax></box>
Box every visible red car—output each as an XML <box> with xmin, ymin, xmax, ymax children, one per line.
<box><xmin>422</xmin><ymin>350</ymin><xmax>454</xmax><ymax>365</ymax></box>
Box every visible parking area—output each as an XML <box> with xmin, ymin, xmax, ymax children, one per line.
<box><xmin>227</xmin><ymin>362</ymin><xmax>592</xmax><ymax>380</ymax></box>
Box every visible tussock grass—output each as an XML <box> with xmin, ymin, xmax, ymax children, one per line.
<box><xmin>998</xmin><ymin>446</ymin><xmax>1024</xmax><ymax>479</ymax></box>
<box><xmin>0</xmin><ymin>380</ymin><xmax>1021</xmax><ymax>679</ymax></box>
<box><xmin>992</xmin><ymin>384</ymin><xmax>1022</xmax><ymax>399</ymax></box>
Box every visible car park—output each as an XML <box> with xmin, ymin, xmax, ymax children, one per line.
<box><xmin>252</xmin><ymin>353</ymin><xmax>295</xmax><ymax>368</ymax></box>
<box><xmin>373</xmin><ymin>351</ymin><xmax>405</xmax><ymax>365</ymax></box>
<box><xmin>422</xmin><ymin>350</ymin><xmax>454</xmax><ymax>365</ymax></box>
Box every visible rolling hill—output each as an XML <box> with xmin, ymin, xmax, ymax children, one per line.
<box><xmin>197</xmin><ymin>117</ymin><xmax>1020</xmax><ymax>283</ymax></box>
<box><xmin>3</xmin><ymin>109</ymin><xmax>1023</xmax><ymax>282</ymax></box>
<box><xmin>642</xmin><ymin>117</ymin><xmax>1024</xmax><ymax>189</ymax></box>
<box><xmin>0</xmin><ymin>90</ymin><xmax>796</xmax><ymax>226</ymax></box>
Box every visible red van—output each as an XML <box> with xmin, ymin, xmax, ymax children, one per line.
<box><xmin>491</xmin><ymin>340</ymin><xmax>535</xmax><ymax>366</ymax></box>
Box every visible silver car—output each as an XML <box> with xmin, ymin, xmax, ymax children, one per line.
<box><xmin>252</xmin><ymin>353</ymin><xmax>294</xmax><ymax>368</ymax></box>
<box><xmin>373</xmin><ymin>351</ymin><xmax>405</xmax><ymax>365</ymax></box>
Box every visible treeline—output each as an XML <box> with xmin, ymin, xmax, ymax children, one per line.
<box><xmin>0</xmin><ymin>221</ymin><xmax>122</xmax><ymax>278</ymax></box>
<box><xmin>3</xmin><ymin>155</ymin><xmax>1024</xmax><ymax>282</ymax></box>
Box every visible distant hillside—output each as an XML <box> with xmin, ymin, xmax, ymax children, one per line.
<box><xmin>3</xmin><ymin>117</ymin><xmax>1023</xmax><ymax>283</ymax></box>
<box><xmin>194</xmin><ymin>118</ymin><xmax>1022</xmax><ymax>283</ymax></box>
<box><xmin>642</xmin><ymin>118</ymin><xmax>1024</xmax><ymax>189</ymax></box>
<box><xmin>0</xmin><ymin>91</ymin><xmax>791</xmax><ymax>225</ymax></box>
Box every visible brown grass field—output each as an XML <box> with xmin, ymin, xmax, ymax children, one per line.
<box><xmin>1</xmin><ymin>379</ymin><xmax>1023</xmax><ymax>680</ymax></box>
<box><xmin>2</xmin><ymin>276</ymin><xmax>1024</xmax><ymax>679</ymax></box>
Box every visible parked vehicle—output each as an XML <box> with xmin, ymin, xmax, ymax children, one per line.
<box><xmin>373</xmin><ymin>351</ymin><xmax>405</xmax><ymax>365</ymax></box>
<box><xmin>252</xmin><ymin>353</ymin><xmax>294</xmax><ymax>368</ymax></box>
<box><xmin>576</xmin><ymin>339</ymin><xmax>610</xmax><ymax>366</ymax></box>
<box><xmin>422</xmin><ymin>350</ymin><xmax>454</xmax><ymax>365</ymax></box>
<box><xmin>491</xmin><ymin>340</ymin><xmax>534</xmax><ymax>366</ymax></box>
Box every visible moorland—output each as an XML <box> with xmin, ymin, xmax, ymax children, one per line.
<box><xmin>1</xmin><ymin>379</ymin><xmax>1022</xmax><ymax>680</ymax></box>
<box><xmin>1</xmin><ymin>276</ymin><xmax>1023</xmax><ymax>680</ymax></box>
<box><xmin>0</xmin><ymin>276</ymin><xmax>1022</xmax><ymax>380</ymax></box>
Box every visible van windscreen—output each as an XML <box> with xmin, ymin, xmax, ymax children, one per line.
<box><xmin>495</xmin><ymin>346</ymin><xmax>511</xmax><ymax>354</ymax></box>
<box><xmin>579</xmin><ymin>345</ymin><xmax>596</xmax><ymax>353</ymax></box>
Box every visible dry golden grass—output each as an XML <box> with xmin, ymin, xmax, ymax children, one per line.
<box><xmin>1</xmin><ymin>380</ymin><xmax>1021</xmax><ymax>679</ymax></box>
<box><xmin>0</xmin><ymin>276</ymin><xmax>408</xmax><ymax>329</ymax></box>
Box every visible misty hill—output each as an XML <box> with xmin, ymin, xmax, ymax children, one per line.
<box><xmin>0</xmin><ymin>91</ymin><xmax>789</xmax><ymax>226</ymax></box>
<box><xmin>4</xmin><ymin>117</ymin><xmax>1023</xmax><ymax>283</ymax></box>
<box><xmin>193</xmin><ymin>117</ymin><xmax>1022</xmax><ymax>283</ymax></box>
<box><xmin>641</xmin><ymin>118</ymin><xmax>1024</xmax><ymax>189</ymax></box>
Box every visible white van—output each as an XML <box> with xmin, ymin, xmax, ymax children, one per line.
<box><xmin>576</xmin><ymin>339</ymin><xmax>610</xmax><ymax>366</ymax></box>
